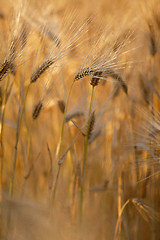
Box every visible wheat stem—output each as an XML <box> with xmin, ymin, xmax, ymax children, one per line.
<box><xmin>114</xmin><ymin>199</ymin><xmax>131</xmax><ymax>240</ymax></box>
<box><xmin>51</xmin><ymin>80</ymin><xmax>74</xmax><ymax>205</ymax></box>
<box><xmin>80</xmin><ymin>85</ymin><xmax>94</xmax><ymax>218</ymax></box>
<box><xmin>9</xmin><ymin>83</ymin><xmax>31</xmax><ymax>197</ymax></box>
<box><xmin>0</xmin><ymin>76</ymin><xmax>10</xmax><ymax>196</ymax></box>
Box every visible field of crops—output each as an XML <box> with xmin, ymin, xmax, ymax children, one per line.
<box><xmin>0</xmin><ymin>0</ymin><xmax>160</xmax><ymax>239</ymax></box>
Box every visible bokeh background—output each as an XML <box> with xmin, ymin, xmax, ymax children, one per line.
<box><xmin>0</xmin><ymin>0</ymin><xmax>160</xmax><ymax>239</ymax></box>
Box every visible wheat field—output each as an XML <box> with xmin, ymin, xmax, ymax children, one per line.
<box><xmin>0</xmin><ymin>0</ymin><xmax>160</xmax><ymax>239</ymax></box>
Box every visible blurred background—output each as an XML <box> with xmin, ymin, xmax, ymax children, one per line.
<box><xmin>0</xmin><ymin>0</ymin><xmax>160</xmax><ymax>239</ymax></box>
